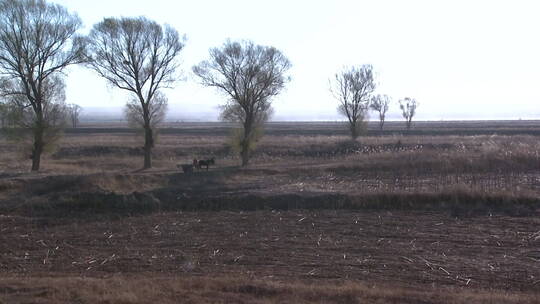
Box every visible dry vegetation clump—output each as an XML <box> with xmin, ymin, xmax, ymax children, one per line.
<box><xmin>328</xmin><ymin>148</ymin><xmax>539</xmax><ymax>176</ymax></box>
<box><xmin>1</xmin><ymin>129</ymin><xmax>540</xmax><ymax>214</ymax></box>
<box><xmin>310</xmin><ymin>135</ymin><xmax>540</xmax><ymax>197</ymax></box>
<box><xmin>52</xmin><ymin>145</ymin><xmax>144</xmax><ymax>158</ymax></box>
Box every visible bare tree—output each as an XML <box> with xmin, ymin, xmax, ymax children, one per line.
<box><xmin>86</xmin><ymin>16</ymin><xmax>185</xmax><ymax>169</ymax></box>
<box><xmin>370</xmin><ymin>94</ymin><xmax>391</xmax><ymax>130</ymax></box>
<box><xmin>399</xmin><ymin>97</ymin><xmax>418</xmax><ymax>130</ymax></box>
<box><xmin>193</xmin><ymin>40</ymin><xmax>291</xmax><ymax>166</ymax></box>
<box><xmin>331</xmin><ymin>65</ymin><xmax>375</xmax><ymax>140</ymax></box>
<box><xmin>0</xmin><ymin>0</ymin><xmax>85</xmax><ymax>171</ymax></box>
<box><xmin>2</xmin><ymin>75</ymin><xmax>68</xmax><ymax>158</ymax></box>
<box><xmin>66</xmin><ymin>103</ymin><xmax>82</xmax><ymax>128</ymax></box>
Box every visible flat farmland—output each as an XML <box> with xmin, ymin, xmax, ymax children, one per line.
<box><xmin>0</xmin><ymin>121</ymin><xmax>539</xmax><ymax>303</ymax></box>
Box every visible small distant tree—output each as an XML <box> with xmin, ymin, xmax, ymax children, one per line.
<box><xmin>193</xmin><ymin>40</ymin><xmax>291</xmax><ymax>166</ymax></box>
<box><xmin>66</xmin><ymin>104</ymin><xmax>82</xmax><ymax>128</ymax></box>
<box><xmin>0</xmin><ymin>0</ymin><xmax>85</xmax><ymax>171</ymax></box>
<box><xmin>370</xmin><ymin>94</ymin><xmax>391</xmax><ymax>130</ymax></box>
<box><xmin>86</xmin><ymin>16</ymin><xmax>185</xmax><ymax>169</ymax></box>
<box><xmin>330</xmin><ymin>65</ymin><xmax>375</xmax><ymax>140</ymax></box>
<box><xmin>399</xmin><ymin>97</ymin><xmax>418</xmax><ymax>130</ymax></box>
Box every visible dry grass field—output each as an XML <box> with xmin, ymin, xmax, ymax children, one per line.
<box><xmin>1</xmin><ymin>121</ymin><xmax>539</xmax><ymax>303</ymax></box>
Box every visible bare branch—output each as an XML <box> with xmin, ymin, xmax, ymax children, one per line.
<box><xmin>66</xmin><ymin>103</ymin><xmax>81</xmax><ymax>128</ymax></box>
<box><xmin>86</xmin><ymin>16</ymin><xmax>185</xmax><ymax>169</ymax></box>
<box><xmin>193</xmin><ymin>40</ymin><xmax>291</xmax><ymax>166</ymax></box>
<box><xmin>370</xmin><ymin>94</ymin><xmax>391</xmax><ymax>130</ymax></box>
<box><xmin>0</xmin><ymin>0</ymin><xmax>83</xmax><ymax>171</ymax></box>
<box><xmin>330</xmin><ymin>65</ymin><xmax>375</xmax><ymax>139</ymax></box>
<box><xmin>399</xmin><ymin>97</ymin><xmax>418</xmax><ymax>130</ymax></box>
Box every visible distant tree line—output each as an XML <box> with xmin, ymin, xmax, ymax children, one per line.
<box><xmin>0</xmin><ymin>0</ymin><xmax>419</xmax><ymax>171</ymax></box>
<box><xmin>330</xmin><ymin>64</ymin><xmax>419</xmax><ymax>140</ymax></box>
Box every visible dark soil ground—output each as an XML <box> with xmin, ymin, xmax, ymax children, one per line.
<box><xmin>1</xmin><ymin>209</ymin><xmax>539</xmax><ymax>303</ymax></box>
<box><xmin>2</xmin><ymin>210</ymin><xmax>540</xmax><ymax>290</ymax></box>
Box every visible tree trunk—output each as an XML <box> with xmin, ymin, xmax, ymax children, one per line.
<box><xmin>350</xmin><ymin>121</ymin><xmax>359</xmax><ymax>140</ymax></box>
<box><xmin>240</xmin><ymin>118</ymin><xmax>253</xmax><ymax>167</ymax></box>
<box><xmin>143</xmin><ymin>124</ymin><xmax>153</xmax><ymax>169</ymax></box>
<box><xmin>240</xmin><ymin>143</ymin><xmax>249</xmax><ymax>166</ymax></box>
<box><xmin>31</xmin><ymin>125</ymin><xmax>44</xmax><ymax>172</ymax></box>
<box><xmin>240</xmin><ymin>131</ymin><xmax>250</xmax><ymax>167</ymax></box>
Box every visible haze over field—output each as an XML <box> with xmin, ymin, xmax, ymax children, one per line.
<box><xmin>51</xmin><ymin>0</ymin><xmax>540</xmax><ymax>121</ymax></box>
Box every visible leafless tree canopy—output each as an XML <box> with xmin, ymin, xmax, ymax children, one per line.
<box><xmin>66</xmin><ymin>103</ymin><xmax>82</xmax><ymax>128</ymax></box>
<box><xmin>399</xmin><ymin>97</ymin><xmax>418</xmax><ymax>130</ymax></box>
<box><xmin>370</xmin><ymin>94</ymin><xmax>391</xmax><ymax>130</ymax></box>
<box><xmin>193</xmin><ymin>40</ymin><xmax>291</xmax><ymax>166</ymax></box>
<box><xmin>2</xmin><ymin>75</ymin><xmax>67</xmax><ymax>154</ymax></box>
<box><xmin>219</xmin><ymin>102</ymin><xmax>273</xmax><ymax>125</ymax></box>
<box><xmin>86</xmin><ymin>17</ymin><xmax>184</xmax><ymax>100</ymax></box>
<box><xmin>125</xmin><ymin>91</ymin><xmax>167</xmax><ymax>129</ymax></box>
<box><xmin>331</xmin><ymin>65</ymin><xmax>375</xmax><ymax>140</ymax></box>
<box><xmin>86</xmin><ymin>16</ymin><xmax>185</xmax><ymax>169</ymax></box>
<box><xmin>0</xmin><ymin>0</ymin><xmax>84</xmax><ymax>171</ymax></box>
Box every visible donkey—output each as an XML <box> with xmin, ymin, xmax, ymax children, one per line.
<box><xmin>197</xmin><ymin>158</ymin><xmax>215</xmax><ymax>171</ymax></box>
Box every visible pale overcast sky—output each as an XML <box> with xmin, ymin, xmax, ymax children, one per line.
<box><xmin>50</xmin><ymin>0</ymin><xmax>540</xmax><ymax>121</ymax></box>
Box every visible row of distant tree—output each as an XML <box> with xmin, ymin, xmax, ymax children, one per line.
<box><xmin>0</xmin><ymin>103</ymin><xmax>81</xmax><ymax>128</ymax></box>
<box><xmin>0</xmin><ymin>0</ymin><xmax>418</xmax><ymax>172</ymax></box>
<box><xmin>330</xmin><ymin>65</ymin><xmax>419</xmax><ymax>140</ymax></box>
